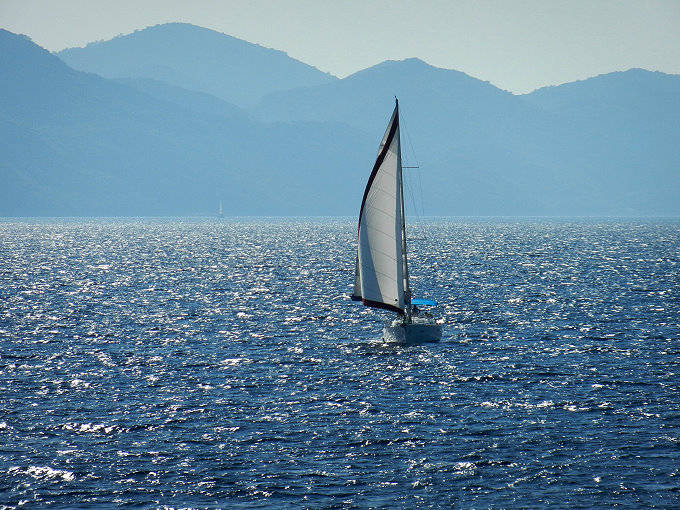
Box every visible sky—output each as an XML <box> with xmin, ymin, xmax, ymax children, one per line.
<box><xmin>2</xmin><ymin>0</ymin><xmax>679</xmax><ymax>94</ymax></box>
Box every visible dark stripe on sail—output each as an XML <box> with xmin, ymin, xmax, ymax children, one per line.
<box><xmin>362</xmin><ymin>298</ymin><xmax>404</xmax><ymax>315</ymax></box>
<box><xmin>356</xmin><ymin>102</ymin><xmax>399</xmax><ymax>231</ymax></box>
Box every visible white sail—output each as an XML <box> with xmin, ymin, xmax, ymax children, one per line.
<box><xmin>352</xmin><ymin>102</ymin><xmax>407</xmax><ymax>313</ymax></box>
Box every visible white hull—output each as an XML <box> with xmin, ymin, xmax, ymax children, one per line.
<box><xmin>382</xmin><ymin>316</ymin><xmax>442</xmax><ymax>344</ymax></box>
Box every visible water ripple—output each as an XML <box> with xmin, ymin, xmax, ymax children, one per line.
<box><xmin>0</xmin><ymin>217</ymin><xmax>678</xmax><ymax>508</ymax></box>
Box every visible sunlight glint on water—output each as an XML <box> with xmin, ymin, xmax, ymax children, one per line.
<box><xmin>0</xmin><ymin>218</ymin><xmax>678</xmax><ymax>508</ymax></box>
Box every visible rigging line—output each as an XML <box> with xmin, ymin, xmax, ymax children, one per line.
<box><xmin>399</xmin><ymin>107</ymin><xmax>426</xmax><ymax>219</ymax></box>
<box><xmin>404</xmin><ymin>166</ymin><xmax>421</xmax><ymax>219</ymax></box>
<box><xmin>417</xmin><ymin>160</ymin><xmax>425</xmax><ymax>218</ymax></box>
<box><xmin>399</xmin><ymin>107</ymin><xmax>420</xmax><ymax>170</ymax></box>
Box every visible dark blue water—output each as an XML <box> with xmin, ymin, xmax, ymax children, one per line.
<box><xmin>1</xmin><ymin>218</ymin><xmax>678</xmax><ymax>509</ymax></box>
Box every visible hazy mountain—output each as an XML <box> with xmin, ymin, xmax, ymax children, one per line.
<box><xmin>113</xmin><ymin>77</ymin><xmax>250</xmax><ymax>120</ymax></box>
<box><xmin>522</xmin><ymin>69</ymin><xmax>680</xmax><ymax>213</ymax></box>
<box><xmin>57</xmin><ymin>23</ymin><xmax>337</xmax><ymax>107</ymax></box>
<box><xmin>253</xmin><ymin>59</ymin><xmax>680</xmax><ymax>215</ymax></box>
<box><xmin>253</xmin><ymin>58</ymin><xmax>516</xmax><ymax>134</ymax></box>
<box><xmin>0</xmin><ymin>29</ymin><xmax>371</xmax><ymax>216</ymax></box>
<box><xmin>2</xmin><ymin>27</ymin><xmax>679</xmax><ymax>217</ymax></box>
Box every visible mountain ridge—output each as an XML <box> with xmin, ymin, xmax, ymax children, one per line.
<box><xmin>0</xmin><ymin>29</ymin><xmax>372</xmax><ymax>216</ymax></box>
<box><xmin>57</xmin><ymin>23</ymin><xmax>337</xmax><ymax>107</ymax></box>
<box><xmin>1</xmin><ymin>27</ymin><xmax>679</xmax><ymax>216</ymax></box>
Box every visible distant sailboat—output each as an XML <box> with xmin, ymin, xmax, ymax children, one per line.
<box><xmin>218</xmin><ymin>200</ymin><xmax>223</xmax><ymax>217</ymax></box>
<box><xmin>351</xmin><ymin>99</ymin><xmax>443</xmax><ymax>343</ymax></box>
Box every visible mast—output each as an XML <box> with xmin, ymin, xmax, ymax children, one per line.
<box><xmin>395</xmin><ymin>98</ymin><xmax>412</xmax><ymax>321</ymax></box>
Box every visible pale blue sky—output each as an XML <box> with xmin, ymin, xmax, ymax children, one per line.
<box><xmin>2</xmin><ymin>0</ymin><xmax>679</xmax><ymax>93</ymax></box>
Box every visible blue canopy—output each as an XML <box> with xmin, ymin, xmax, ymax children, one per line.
<box><xmin>411</xmin><ymin>298</ymin><xmax>438</xmax><ymax>306</ymax></box>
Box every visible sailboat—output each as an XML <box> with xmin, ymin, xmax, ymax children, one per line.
<box><xmin>351</xmin><ymin>99</ymin><xmax>443</xmax><ymax>344</ymax></box>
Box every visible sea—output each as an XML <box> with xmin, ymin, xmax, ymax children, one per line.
<box><xmin>0</xmin><ymin>217</ymin><xmax>678</xmax><ymax>509</ymax></box>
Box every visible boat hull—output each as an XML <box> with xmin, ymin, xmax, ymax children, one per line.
<box><xmin>382</xmin><ymin>318</ymin><xmax>442</xmax><ymax>344</ymax></box>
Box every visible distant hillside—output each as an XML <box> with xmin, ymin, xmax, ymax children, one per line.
<box><xmin>57</xmin><ymin>23</ymin><xmax>337</xmax><ymax>107</ymax></box>
<box><xmin>0</xmin><ymin>29</ymin><xmax>371</xmax><ymax>216</ymax></box>
<box><xmin>113</xmin><ymin>77</ymin><xmax>250</xmax><ymax>120</ymax></box>
<box><xmin>253</xmin><ymin>59</ymin><xmax>680</xmax><ymax>216</ymax></box>
<box><xmin>253</xmin><ymin>58</ymin><xmax>515</xmax><ymax>134</ymax></box>
<box><xmin>524</xmin><ymin>68</ymin><xmax>679</xmax><ymax>163</ymax></box>
<box><xmin>2</xmin><ymin>27</ymin><xmax>679</xmax><ymax>217</ymax></box>
<box><xmin>522</xmin><ymin>70</ymin><xmax>680</xmax><ymax>212</ymax></box>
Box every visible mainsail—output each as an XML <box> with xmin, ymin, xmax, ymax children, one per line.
<box><xmin>352</xmin><ymin>100</ymin><xmax>410</xmax><ymax>314</ymax></box>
